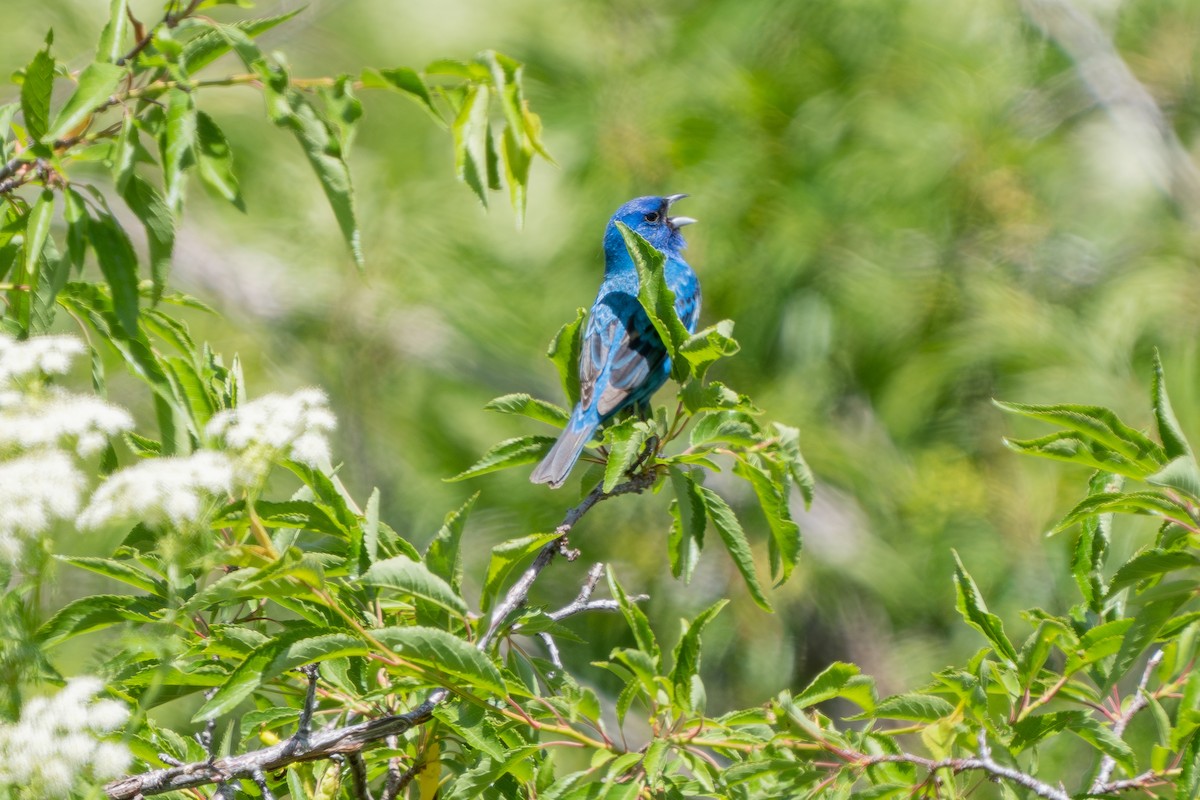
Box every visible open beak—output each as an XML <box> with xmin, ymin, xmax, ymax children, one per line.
<box><xmin>664</xmin><ymin>193</ymin><xmax>697</xmax><ymax>228</ymax></box>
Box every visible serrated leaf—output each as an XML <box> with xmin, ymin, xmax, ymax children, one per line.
<box><xmin>446</xmin><ymin>435</ymin><xmax>555</xmax><ymax>481</ymax></box>
<box><xmin>1106</xmin><ymin>589</ymin><xmax>1190</xmax><ymax>689</ymax></box>
<box><xmin>670</xmin><ymin>600</ymin><xmax>727</xmax><ymax>710</ymax></box>
<box><xmin>37</xmin><ymin>594</ymin><xmax>159</xmax><ymax>645</ymax></box>
<box><xmin>1153</xmin><ymin>351</ymin><xmax>1191</xmax><ymax>460</ymax></box>
<box><xmin>443</xmin><ymin>746</ymin><xmax>543</xmax><ymax>800</ymax></box>
<box><xmin>195</xmin><ymin>627</ymin><xmax>364</xmax><ymax>720</ymax></box>
<box><xmin>10</xmin><ymin>192</ymin><xmax>54</xmax><ymax>333</ymax></box>
<box><xmin>180</xmin><ymin>13</ymin><xmax>300</xmax><ymax>73</ymax></box>
<box><xmin>373</xmin><ymin>626</ymin><xmax>505</xmax><ymax>696</ymax></box>
<box><xmin>1109</xmin><ymin>549</ymin><xmax>1200</xmax><ymax>593</ymax></box>
<box><xmin>97</xmin><ymin>0</ymin><xmax>128</xmax><ymax>63</ymax></box>
<box><xmin>734</xmin><ymin>457</ymin><xmax>801</xmax><ymax>583</ymax></box>
<box><xmin>1146</xmin><ymin>456</ymin><xmax>1200</xmax><ymax>502</ymax></box>
<box><xmin>485</xmin><ymin>393</ymin><xmax>570</xmax><ymax>427</ymax></box>
<box><xmin>263</xmin><ymin>72</ymin><xmax>363</xmax><ymax>270</ymax></box>
<box><xmin>699</xmin><ymin>487</ymin><xmax>772</xmax><ymax>611</ymax></box>
<box><xmin>680</xmin><ymin>319</ymin><xmax>739</xmax><ymax>380</ymax></box>
<box><xmin>194</xmin><ymin>110</ymin><xmax>243</xmax><ymax>209</ymax></box>
<box><xmin>56</xmin><ymin>556</ymin><xmax>164</xmax><ymax>595</ymax></box>
<box><xmin>602</xmin><ymin>418</ymin><xmax>652</xmax><ymax>492</ymax></box>
<box><xmin>121</xmin><ymin>174</ymin><xmax>175</xmax><ymax>301</ymax></box>
<box><xmin>1073</xmin><ymin>471</ymin><xmax>1120</xmax><ymax>613</ymax></box>
<box><xmin>619</xmin><ymin>222</ymin><xmax>691</xmax><ymax>381</ymax></box>
<box><xmin>47</xmin><ymin>62</ymin><xmax>124</xmax><ymax>142</ymax></box>
<box><xmin>362</xmin><ymin>555</ymin><xmax>467</xmax><ymax>615</ymax></box>
<box><xmin>795</xmin><ymin>662</ymin><xmax>860</xmax><ymax>709</ymax></box>
<box><xmin>1069</xmin><ymin>715</ymin><xmax>1137</xmax><ymax>775</ymax></box>
<box><xmin>501</xmin><ymin>123</ymin><xmax>532</xmax><ymax>226</ymax></box>
<box><xmin>953</xmin><ymin>551</ymin><xmax>1017</xmax><ymax>663</ymax></box>
<box><xmin>548</xmin><ymin>308</ymin><xmax>586</xmax><ymax>409</ymax></box>
<box><xmin>994</xmin><ymin>400</ymin><xmax>1165</xmax><ymax>472</ymax></box>
<box><xmin>1053</xmin><ymin>491</ymin><xmax>1188</xmax><ymax>534</ymax></box>
<box><xmin>20</xmin><ymin>39</ymin><xmax>54</xmax><ymax>142</ymax></box>
<box><xmin>425</xmin><ymin>493</ymin><xmax>475</xmax><ymax>593</ymax></box>
<box><xmin>363</xmin><ymin>66</ymin><xmax>441</xmax><ymax>123</ymax></box>
<box><xmin>667</xmin><ymin>467</ymin><xmax>705</xmax><ymax>582</ymax></box>
<box><xmin>607</xmin><ymin>566</ymin><xmax>660</xmax><ymax>663</ymax></box>
<box><xmin>481</xmin><ymin>532</ymin><xmax>558</xmax><ymax>613</ymax></box>
<box><xmin>88</xmin><ymin>215</ymin><xmax>140</xmax><ymax>335</ymax></box>
<box><xmin>1002</xmin><ymin>430</ymin><xmax>1145</xmax><ymax>478</ymax></box>
<box><xmin>453</xmin><ymin>84</ymin><xmax>490</xmax><ymax>206</ymax></box>
<box><xmin>868</xmin><ymin>693</ymin><xmax>954</xmax><ymax>722</ymax></box>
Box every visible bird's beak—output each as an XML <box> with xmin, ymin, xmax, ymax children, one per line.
<box><xmin>665</xmin><ymin>193</ymin><xmax>696</xmax><ymax>228</ymax></box>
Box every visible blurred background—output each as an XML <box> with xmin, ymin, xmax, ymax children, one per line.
<box><xmin>5</xmin><ymin>0</ymin><xmax>1200</xmax><ymax>711</ymax></box>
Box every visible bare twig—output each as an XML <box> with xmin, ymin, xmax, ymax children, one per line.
<box><xmin>107</xmin><ymin>473</ymin><xmax>657</xmax><ymax>799</ymax></box>
<box><xmin>348</xmin><ymin>752</ymin><xmax>375</xmax><ymax>800</ymax></box>
<box><xmin>289</xmin><ymin>664</ymin><xmax>321</xmax><ymax>754</ymax></box>
<box><xmin>845</xmin><ymin>731</ymin><xmax>1071</xmax><ymax>800</ymax></box>
<box><xmin>1091</xmin><ymin>649</ymin><xmax>1162</xmax><ymax>792</ymax></box>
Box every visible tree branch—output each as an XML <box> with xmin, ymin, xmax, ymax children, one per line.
<box><xmin>1091</xmin><ymin>649</ymin><xmax>1162</xmax><ymax>792</ymax></box>
<box><xmin>105</xmin><ymin>472</ymin><xmax>658</xmax><ymax>799</ymax></box>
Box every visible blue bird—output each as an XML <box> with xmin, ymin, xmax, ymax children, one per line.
<box><xmin>531</xmin><ymin>195</ymin><xmax>700</xmax><ymax>488</ymax></box>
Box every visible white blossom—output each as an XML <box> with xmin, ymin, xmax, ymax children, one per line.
<box><xmin>0</xmin><ymin>334</ymin><xmax>86</xmax><ymax>387</ymax></box>
<box><xmin>0</xmin><ymin>677</ymin><xmax>132</xmax><ymax>797</ymax></box>
<box><xmin>78</xmin><ymin>451</ymin><xmax>234</xmax><ymax>530</ymax></box>
<box><xmin>0</xmin><ymin>451</ymin><xmax>85</xmax><ymax>564</ymax></box>
<box><xmin>0</xmin><ymin>390</ymin><xmax>134</xmax><ymax>457</ymax></box>
<box><xmin>206</xmin><ymin>388</ymin><xmax>337</xmax><ymax>481</ymax></box>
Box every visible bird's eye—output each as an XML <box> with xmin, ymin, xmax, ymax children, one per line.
<box><xmin>644</xmin><ymin>211</ymin><xmax>661</xmax><ymax>223</ymax></box>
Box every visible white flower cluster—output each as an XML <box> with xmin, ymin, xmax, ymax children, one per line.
<box><xmin>0</xmin><ymin>333</ymin><xmax>132</xmax><ymax>564</ymax></box>
<box><xmin>0</xmin><ymin>677</ymin><xmax>132</xmax><ymax>797</ymax></box>
<box><xmin>78</xmin><ymin>451</ymin><xmax>235</xmax><ymax>530</ymax></box>
<box><xmin>206</xmin><ymin>388</ymin><xmax>337</xmax><ymax>481</ymax></box>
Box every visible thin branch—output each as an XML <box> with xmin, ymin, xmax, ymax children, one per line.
<box><xmin>1091</xmin><ymin>649</ymin><xmax>1162</xmax><ymax>792</ymax></box>
<box><xmin>289</xmin><ymin>664</ymin><xmax>320</xmax><ymax>754</ymax></box>
<box><xmin>107</xmin><ymin>473</ymin><xmax>657</xmax><ymax>799</ymax></box>
<box><xmin>348</xmin><ymin>752</ymin><xmax>375</xmax><ymax>800</ymax></box>
<box><xmin>845</xmin><ymin>731</ymin><xmax>1071</xmax><ymax>800</ymax></box>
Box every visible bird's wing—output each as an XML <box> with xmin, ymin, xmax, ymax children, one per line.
<box><xmin>579</xmin><ymin>293</ymin><xmax>667</xmax><ymax>418</ymax></box>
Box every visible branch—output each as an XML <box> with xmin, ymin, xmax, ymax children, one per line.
<box><xmin>847</xmin><ymin>731</ymin><xmax>1071</xmax><ymax>800</ymax></box>
<box><xmin>106</xmin><ymin>472</ymin><xmax>658</xmax><ymax>799</ymax></box>
<box><xmin>1091</xmin><ymin>649</ymin><xmax>1162</xmax><ymax>792</ymax></box>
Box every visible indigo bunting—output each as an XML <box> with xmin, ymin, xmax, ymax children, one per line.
<box><xmin>530</xmin><ymin>195</ymin><xmax>700</xmax><ymax>488</ymax></box>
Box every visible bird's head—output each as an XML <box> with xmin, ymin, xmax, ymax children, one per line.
<box><xmin>603</xmin><ymin>194</ymin><xmax>696</xmax><ymax>259</ymax></box>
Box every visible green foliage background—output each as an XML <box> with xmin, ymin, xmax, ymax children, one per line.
<box><xmin>7</xmin><ymin>0</ymin><xmax>1200</xmax><ymax>720</ymax></box>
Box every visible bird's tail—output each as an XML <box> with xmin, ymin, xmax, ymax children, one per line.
<box><xmin>530</xmin><ymin>411</ymin><xmax>597</xmax><ymax>489</ymax></box>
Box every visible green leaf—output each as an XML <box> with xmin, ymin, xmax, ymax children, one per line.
<box><xmin>88</xmin><ymin>215</ymin><xmax>140</xmax><ymax>335</ymax></box>
<box><xmin>56</xmin><ymin>556</ymin><xmax>164</xmax><ymax>595</ymax></box>
<box><xmin>774</xmin><ymin>422</ymin><xmax>815</xmax><ymax>508</ymax></box>
<box><xmin>1178</xmin><ymin>732</ymin><xmax>1200</xmax><ymax>798</ymax></box>
<box><xmin>1109</xmin><ymin>549</ymin><xmax>1200</xmax><ymax>593</ymax></box>
<box><xmin>47</xmin><ymin>62</ymin><xmax>125</xmax><ymax>142</ymax></box>
<box><xmin>362</xmin><ymin>66</ymin><xmax>441</xmax><ymax>123</ymax></box>
<box><xmin>446</xmin><ymin>435</ymin><xmax>555</xmax><ymax>481</ymax></box>
<box><xmin>501</xmin><ymin>123</ymin><xmax>533</xmax><ymax>227</ymax></box>
<box><xmin>97</xmin><ymin>0</ymin><xmax>129</xmax><ymax>63</ymax></box>
<box><xmin>602</xmin><ymin>418</ymin><xmax>653</xmax><ymax>492</ymax></box>
<box><xmin>667</xmin><ymin>467</ymin><xmax>705</xmax><ymax>582</ymax></box>
<box><xmin>619</xmin><ymin>221</ymin><xmax>691</xmax><ymax>381</ymax></box>
<box><xmin>194</xmin><ymin>111</ymin><xmax>244</xmax><ymax>210</ymax></box>
<box><xmin>1002</xmin><ymin>431</ymin><xmax>1146</xmax><ymax>478</ymax></box>
<box><xmin>121</xmin><ymin>174</ymin><xmax>175</xmax><ymax>301</ymax></box>
<box><xmin>485</xmin><ymin>393</ymin><xmax>570</xmax><ymax>427</ymax></box>
<box><xmin>195</xmin><ymin>627</ymin><xmax>365</xmax><ymax>720</ymax></box>
<box><xmin>263</xmin><ymin>71</ymin><xmax>363</xmax><ymax>270</ymax></box>
<box><xmin>795</xmin><ymin>662</ymin><xmax>861</xmax><ymax>709</ymax></box>
<box><xmin>1106</xmin><ymin>588</ymin><xmax>1190</xmax><ymax>689</ymax></box>
<box><xmin>20</xmin><ymin>37</ymin><xmax>54</xmax><ymax>142</ymax></box>
<box><xmin>670</xmin><ymin>600</ymin><xmax>727</xmax><ymax>710</ymax></box>
<box><xmin>160</xmin><ymin>88</ymin><xmax>196</xmax><ymax>214</ymax></box>
<box><xmin>425</xmin><ymin>493</ymin><xmax>476</xmax><ymax>593</ymax></box>
<box><xmin>453</xmin><ymin>84</ymin><xmax>490</xmax><ymax>206</ymax></box>
<box><xmin>679</xmin><ymin>319</ymin><xmax>740</xmax><ymax>380</ymax></box>
<box><xmin>548</xmin><ymin>308</ymin><xmax>586</xmax><ymax>408</ymax></box>
<box><xmin>869</xmin><ymin>693</ymin><xmax>954</xmax><ymax>722</ymax></box>
<box><xmin>952</xmin><ymin>551</ymin><xmax>1017</xmax><ymax>663</ymax></box>
<box><xmin>481</xmin><ymin>533</ymin><xmax>558</xmax><ymax>613</ymax></box>
<box><xmin>1146</xmin><ymin>456</ymin><xmax>1200</xmax><ymax>503</ymax></box>
<box><xmin>180</xmin><ymin>12</ymin><xmax>300</xmax><ymax>73</ymax></box>
<box><xmin>362</xmin><ymin>555</ymin><xmax>467</xmax><ymax>615</ymax></box>
<box><xmin>10</xmin><ymin>192</ymin><xmax>54</xmax><ymax>333</ymax></box>
<box><xmin>734</xmin><ymin>457</ymin><xmax>801</xmax><ymax>583</ymax></box>
<box><xmin>1069</xmin><ymin>715</ymin><xmax>1137</xmax><ymax>775</ymax></box>
<box><xmin>1011</xmin><ymin>710</ymin><xmax>1080</xmax><ymax>751</ymax></box>
<box><xmin>443</xmin><ymin>746</ymin><xmax>544</xmax><ymax>800</ymax></box>
<box><xmin>994</xmin><ymin>400</ymin><xmax>1165</xmax><ymax>472</ymax></box>
<box><xmin>607</xmin><ymin>566</ymin><xmax>660</xmax><ymax>664</ymax></box>
<box><xmin>1053</xmin><ymin>491</ymin><xmax>1188</xmax><ymax>534</ymax></box>
<box><xmin>689</xmin><ymin>411</ymin><xmax>758</xmax><ymax>448</ymax></box>
<box><xmin>1152</xmin><ymin>351</ymin><xmax>1191</xmax><ymax>460</ymax></box>
<box><xmin>1073</xmin><ymin>472</ymin><xmax>1121</xmax><ymax>613</ymax></box>
<box><xmin>699</xmin><ymin>487</ymin><xmax>772</xmax><ymax>611</ymax></box>
<box><xmin>373</xmin><ymin>626</ymin><xmax>505</xmax><ymax>696</ymax></box>
<box><xmin>37</xmin><ymin>594</ymin><xmax>159</xmax><ymax>645</ymax></box>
